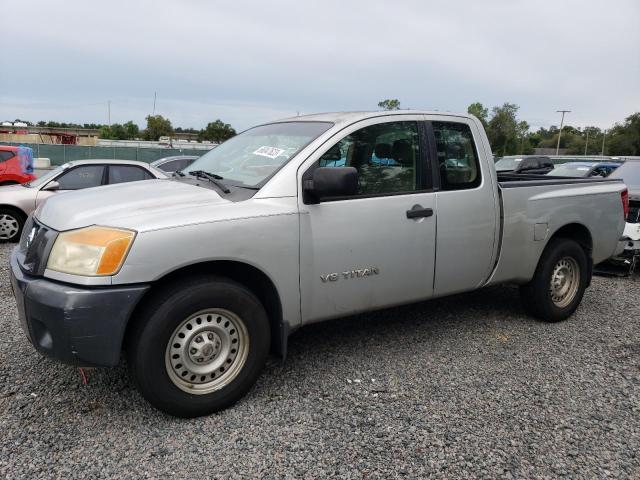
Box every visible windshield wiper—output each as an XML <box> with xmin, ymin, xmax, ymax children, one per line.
<box><xmin>172</xmin><ymin>170</ymin><xmax>185</xmax><ymax>177</ymax></box>
<box><xmin>188</xmin><ymin>170</ymin><xmax>231</xmax><ymax>194</ymax></box>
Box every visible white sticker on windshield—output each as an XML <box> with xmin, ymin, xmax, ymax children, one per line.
<box><xmin>253</xmin><ymin>146</ymin><xmax>285</xmax><ymax>159</ymax></box>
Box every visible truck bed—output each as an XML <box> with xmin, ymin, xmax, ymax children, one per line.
<box><xmin>487</xmin><ymin>173</ymin><xmax>626</xmax><ymax>287</ymax></box>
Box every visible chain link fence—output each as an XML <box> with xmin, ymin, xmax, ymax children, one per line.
<box><xmin>0</xmin><ymin>142</ymin><xmax>211</xmax><ymax>165</ymax></box>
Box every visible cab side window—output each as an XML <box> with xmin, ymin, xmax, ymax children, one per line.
<box><xmin>317</xmin><ymin>121</ymin><xmax>419</xmax><ymax>195</ymax></box>
<box><xmin>433</xmin><ymin>122</ymin><xmax>481</xmax><ymax>190</ymax></box>
<box><xmin>56</xmin><ymin>165</ymin><xmax>105</xmax><ymax>190</ymax></box>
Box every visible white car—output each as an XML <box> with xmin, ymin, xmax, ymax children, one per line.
<box><xmin>0</xmin><ymin>159</ymin><xmax>167</xmax><ymax>242</ymax></box>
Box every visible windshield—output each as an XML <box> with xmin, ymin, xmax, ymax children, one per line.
<box><xmin>25</xmin><ymin>164</ymin><xmax>68</xmax><ymax>188</ymax></box>
<box><xmin>547</xmin><ymin>164</ymin><xmax>591</xmax><ymax>177</ymax></box>
<box><xmin>609</xmin><ymin>161</ymin><xmax>640</xmax><ymax>188</ymax></box>
<box><xmin>494</xmin><ymin>157</ymin><xmax>522</xmax><ymax>171</ymax></box>
<box><xmin>183</xmin><ymin>121</ymin><xmax>333</xmax><ymax>187</ymax></box>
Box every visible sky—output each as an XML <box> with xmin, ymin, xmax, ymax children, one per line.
<box><xmin>1</xmin><ymin>0</ymin><xmax>639</xmax><ymax>131</ymax></box>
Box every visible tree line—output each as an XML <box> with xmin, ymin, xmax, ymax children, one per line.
<box><xmin>12</xmin><ymin>102</ymin><xmax>640</xmax><ymax>155</ymax></box>
<box><xmin>8</xmin><ymin>116</ymin><xmax>237</xmax><ymax>144</ymax></box>
<box><xmin>378</xmin><ymin>99</ymin><xmax>640</xmax><ymax>156</ymax></box>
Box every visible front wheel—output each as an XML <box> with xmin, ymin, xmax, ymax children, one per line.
<box><xmin>126</xmin><ymin>275</ymin><xmax>270</xmax><ymax>417</ymax></box>
<box><xmin>520</xmin><ymin>238</ymin><xmax>589</xmax><ymax>322</ymax></box>
<box><xmin>0</xmin><ymin>208</ymin><xmax>25</xmax><ymax>242</ymax></box>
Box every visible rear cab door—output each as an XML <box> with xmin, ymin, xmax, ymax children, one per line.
<box><xmin>427</xmin><ymin>115</ymin><xmax>500</xmax><ymax>296</ymax></box>
<box><xmin>298</xmin><ymin>115</ymin><xmax>438</xmax><ymax>322</ymax></box>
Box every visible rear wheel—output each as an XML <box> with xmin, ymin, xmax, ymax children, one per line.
<box><xmin>520</xmin><ymin>238</ymin><xmax>589</xmax><ymax>322</ymax></box>
<box><xmin>0</xmin><ymin>208</ymin><xmax>25</xmax><ymax>242</ymax></box>
<box><xmin>126</xmin><ymin>275</ymin><xmax>270</xmax><ymax>418</ymax></box>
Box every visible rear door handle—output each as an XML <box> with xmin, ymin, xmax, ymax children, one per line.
<box><xmin>406</xmin><ymin>205</ymin><xmax>434</xmax><ymax>219</ymax></box>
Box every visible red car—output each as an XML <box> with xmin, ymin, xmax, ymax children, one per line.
<box><xmin>0</xmin><ymin>146</ymin><xmax>36</xmax><ymax>185</ymax></box>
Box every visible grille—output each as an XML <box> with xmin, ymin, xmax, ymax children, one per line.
<box><xmin>19</xmin><ymin>217</ymin><xmax>58</xmax><ymax>275</ymax></box>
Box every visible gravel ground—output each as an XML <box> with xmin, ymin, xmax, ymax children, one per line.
<box><xmin>0</xmin><ymin>243</ymin><xmax>638</xmax><ymax>479</ymax></box>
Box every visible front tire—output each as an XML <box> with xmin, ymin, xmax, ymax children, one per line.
<box><xmin>520</xmin><ymin>238</ymin><xmax>589</xmax><ymax>322</ymax></box>
<box><xmin>0</xmin><ymin>208</ymin><xmax>25</xmax><ymax>242</ymax></box>
<box><xmin>126</xmin><ymin>275</ymin><xmax>270</xmax><ymax>418</ymax></box>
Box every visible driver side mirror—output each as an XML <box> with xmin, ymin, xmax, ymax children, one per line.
<box><xmin>42</xmin><ymin>181</ymin><xmax>60</xmax><ymax>191</ymax></box>
<box><xmin>303</xmin><ymin>167</ymin><xmax>358</xmax><ymax>204</ymax></box>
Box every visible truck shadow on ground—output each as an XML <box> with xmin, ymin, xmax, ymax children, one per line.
<box><xmin>284</xmin><ymin>284</ymin><xmax>525</xmax><ymax>358</ymax></box>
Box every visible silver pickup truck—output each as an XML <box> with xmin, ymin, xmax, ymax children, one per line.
<box><xmin>10</xmin><ymin>111</ymin><xmax>628</xmax><ymax>417</ymax></box>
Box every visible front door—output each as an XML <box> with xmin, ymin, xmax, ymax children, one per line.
<box><xmin>298</xmin><ymin>117</ymin><xmax>437</xmax><ymax>323</ymax></box>
<box><xmin>35</xmin><ymin>164</ymin><xmax>107</xmax><ymax>207</ymax></box>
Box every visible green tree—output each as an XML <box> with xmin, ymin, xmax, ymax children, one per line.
<box><xmin>199</xmin><ymin>120</ymin><xmax>236</xmax><ymax>143</ymax></box>
<box><xmin>467</xmin><ymin>102</ymin><xmax>489</xmax><ymax>127</ymax></box>
<box><xmin>487</xmin><ymin>103</ymin><xmax>520</xmax><ymax>155</ymax></box>
<box><xmin>516</xmin><ymin>120</ymin><xmax>531</xmax><ymax>154</ymax></box>
<box><xmin>123</xmin><ymin>121</ymin><xmax>139</xmax><ymax>139</ymax></box>
<box><xmin>607</xmin><ymin>113</ymin><xmax>640</xmax><ymax>155</ymax></box>
<box><xmin>377</xmin><ymin>99</ymin><xmax>401</xmax><ymax>111</ymax></box>
<box><xmin>143</xmin><ymin>115</ymin><xmax>173</xmax><ymax>141</ymax></box>
<box><xmin>99</xmin><ymin>125</ymin><xmax>114</xmax><ymax>139</ymax></box>
<box><xmin>99</xmin><ymin>121</ymin><xmax>139</xmax><ymax>140</ymax></box>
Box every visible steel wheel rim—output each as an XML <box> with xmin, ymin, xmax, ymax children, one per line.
<box><xmin>549</xmin><ymin>256</ymin><xmax>580</xmax><ymax>308</ymax></box>
<box><xmin>165</xmin><ymin>308</ymin><xmax>249</xmax><ymax>395</ymax></box>
<box><xmin>0</xmin><ymin>214</ymin><xmax>19</xmax><ymax>240</ymax></box>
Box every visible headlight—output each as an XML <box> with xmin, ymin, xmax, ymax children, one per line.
<box><xmin>47</xmin><ymin>226</ymin><xmax>136</xmax><ymax>276</ymax></box>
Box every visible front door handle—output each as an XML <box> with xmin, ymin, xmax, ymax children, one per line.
<box><xmin>406</xmin><ymin>204</ymin><xmax>434</xmax><ymax>219</ymax></box>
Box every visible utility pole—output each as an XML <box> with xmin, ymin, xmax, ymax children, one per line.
<box><xmin>584</xmin><ymin>129</ymin><xmax>589</xmax><ymax>156</ymax></box>
<box><xmin>601</xmin><ymin>130</ymin><xmax>607</xmax><ymax>156</ymax></box>
<box><xmin>108</xmin><ymin>100</ymin><xmax>111</xmax><ymax>126</ymax></box>
<box><xmin>153</xmin><ymin>92</ymin><xmax>157</xmax><ymax>116</ymax></box>
<box><xmin>555</xmin><ymin>110</ymin><xmax>571</xmax><ymax>155</ymax></box>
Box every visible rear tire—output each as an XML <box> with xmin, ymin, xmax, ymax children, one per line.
<box><xmin>0</xmin><ymin>207</ymin><xmax>25</xmax><ymax>243</ymax></box>
<box><xmin>126</xmin><ymin>275</ymin><xmax>270</xmax><ymax>418</ymax></box>
<box><xmin>520</xmin><ymin>238</ymin><xmax>589</xmax><ymax>322</ymax></box>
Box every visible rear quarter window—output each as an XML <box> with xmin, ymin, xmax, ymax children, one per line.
<box><xmin>432</xmin><ymin>122</ymin><xmax>481</xmax><ymax>190</ymax></box>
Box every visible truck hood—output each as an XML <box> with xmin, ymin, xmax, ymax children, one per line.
<box><xmin>36</xmin><ymin>179</ymin><xmax>233</xmax><ymax>232</ymax></box>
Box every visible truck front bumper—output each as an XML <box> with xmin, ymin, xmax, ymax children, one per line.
<box><xmin>10</xmin><ymin>249</ymin><xmax>149</xmax><ymax>367</ymax></box>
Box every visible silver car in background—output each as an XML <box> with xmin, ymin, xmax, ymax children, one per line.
<box><xmin>151</xmin><ymin>155</ymin><xmax>199</xmax><ymax>174</ymax></box>
<box><xmin>0</xmin><ymin>159</ymin><xmax>167</xmax><ymax>242</ymax></box>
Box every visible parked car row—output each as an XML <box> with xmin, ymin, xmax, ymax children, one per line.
<box><xmin>494</xmin><ymin>154</ymin><xmax>623</xmax><ymax>178</ymax></box>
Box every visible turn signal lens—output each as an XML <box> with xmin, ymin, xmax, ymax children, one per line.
<box><xmin>47</xmin><ymin>226</ymin><xmax>136</xmax><ymax>276</ymax></box>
